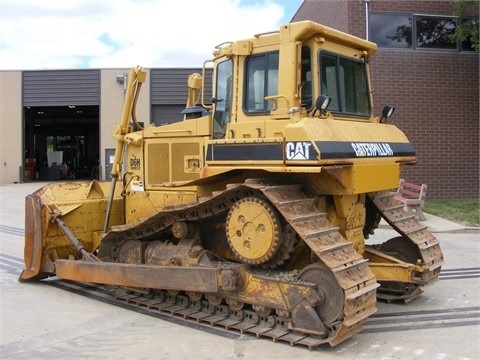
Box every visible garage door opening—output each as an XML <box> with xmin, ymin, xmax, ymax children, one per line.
<box><xmin>23</xmin><ymin>105</ymin><xmax>100</xmax><ymax>181</ymax></box>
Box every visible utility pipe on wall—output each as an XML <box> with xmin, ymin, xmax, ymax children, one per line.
<box><xmin>365</xmin><ymin>0</ymin><xmax>370</xmax><ymax>40</ymax></box>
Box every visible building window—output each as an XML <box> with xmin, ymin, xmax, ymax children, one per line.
<box><xmin>415</xmin><ymin>16</ymin><xmax>457</xmax><ymax>50</ymax></box>
<box><xmin>369</xmin><ymin>12</ymin><xmax>477</xmax><ymax>52</ymax></box>
<box><xmin>244</xmin><ymin>51</ymin><xmax>279</xmax><ymax>114</ymax></box>
<box><xmin>370</xmin><ymin>13</ymin><xmax>413</xmax><ymax>49</ymax></box>
<box><xmin>459</xmin><ymin>17</ymin><xmax>478</xmax><ymax>51</ymax></box>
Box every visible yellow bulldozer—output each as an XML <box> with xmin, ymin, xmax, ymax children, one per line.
<box><xmin>19</xmin><ymin>21</ymin><xmax>443</xmax><ymax>348</ymax></box>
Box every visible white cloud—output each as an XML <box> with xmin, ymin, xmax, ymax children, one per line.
<box><xmin>0</xmin><ymin>0</ymin><xmax>298</xmax><ymax>70</ymax></box>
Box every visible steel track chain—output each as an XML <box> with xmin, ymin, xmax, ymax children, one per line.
<box><xmin>101</xmin><ymin>180</ymin><xmax>379</xmax><ymax>348</ymax></box>
<box><xmin>368</xmin><ymin>191</ymin><xmax>444</xmax><ymax>301</ymax></box>
<box><xmin>112</xmin><ymin>287</ymin><xmax>334</xmax><ymax>350</ymax></box>
<box><xmin>249</xmin><ymin>180</ymin><xmax>379</xmax><ymax>346</ymax></box>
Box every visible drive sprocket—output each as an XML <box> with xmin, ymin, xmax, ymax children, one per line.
<box><xmin>225</xmin><ymin>196</ymin><xmax>281</xmax><ymax>265</ymax></box>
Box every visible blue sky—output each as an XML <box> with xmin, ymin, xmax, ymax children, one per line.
<box><xmin>0</xmin><ymin>0</ymin><xmax>303</xmax><ymax>70</ymax></box>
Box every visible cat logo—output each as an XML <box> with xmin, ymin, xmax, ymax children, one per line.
<box><xmin>286</xmin><ymin>142</ymin><xmax>312</xmax><ymax>160</ymax></box>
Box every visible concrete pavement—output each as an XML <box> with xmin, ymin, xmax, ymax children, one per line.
<box><xmin>1</xmin><ymin>182</ymin><xmax>479</xmax><ymax>359</ymax></box>
<box><xmin>379</xmin><ymin>210</ymin><xmax>479</xmax><ymax>234</ymax></box>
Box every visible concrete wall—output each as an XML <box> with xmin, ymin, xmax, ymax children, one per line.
<box><xmin>0</xmin><ymin>71</ymin><xmax>23</xmax><ymax>184</ymax></box>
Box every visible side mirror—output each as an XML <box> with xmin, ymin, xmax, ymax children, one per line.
<box><xmin>310</xmin><ymin>95</ymin><xmax>331</xmax><ymax>117</ymax></box>
<box><xmin>380</xmin><ymin>105</ymin><xmax>395</xmax><ymax>123</ymax></box>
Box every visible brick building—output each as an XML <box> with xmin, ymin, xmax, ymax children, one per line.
<box><xmin>293</xmin><ymin>0</ymin><xmax>479</xmax><ymax>199</ymax></box>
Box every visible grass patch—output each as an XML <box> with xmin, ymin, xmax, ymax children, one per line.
<box><xmin>423</xmin><ymin>199</ymin><xmax>479</xmax><ymax>227</ymax></box>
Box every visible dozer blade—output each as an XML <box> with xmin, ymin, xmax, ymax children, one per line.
<box><xmin>20</xmin><ymin>193</ymin><xmax>45</xmax><ymax>281</ymax></box>
<box><xmin>19</xmin><ymin>181</ymin><xmax>124</xmax><ymax>282</ymax></box>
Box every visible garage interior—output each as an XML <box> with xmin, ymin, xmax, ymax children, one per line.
<box><xmin>23</xmin><ymin>105</ymin><xmax>99</xmax><ymax>181</ymax></box>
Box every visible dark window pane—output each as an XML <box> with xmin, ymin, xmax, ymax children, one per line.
<box><xmin>320</xmin><ymin>53</ymin><xmax>340</xmax><ymax>111</ymax></box>
<box><xmin>266</xmin><ymin>52</ymin><xmax>279</xmax><ymax>110</ymax></box>
<box><xmin>339</xmin><ymin>57</ymin><xmax>371</xmax><ymax>115</ymax></box>
<box><xmin>416</xmin><ymin>16</ymin><xmax>457</xmax><ymax>49</ymax></box>
<box><xmin>462</xmin><ymin>38</ymin><xmax>476</xmax><ymax>51</ymax></box>
<box><xmin>320</xmin><ymin>52</ymin><xmax>371</xmax><ymax>116</ymax></box>
<box><xmin>245</xmin><ymin>56</ymin><xmax>265</xmax><ymax>112</ymax></box>
<box><xmin>300</xmin><ymin>46</ymin><xmax>312</xmax><ymax>108</ymax></box>
<box><xmin>213</xmin><ymin>59</ymin><xmax>233</xmax><ymax>138</ymax></box>
<box><xmin>244</xmin><ymin>52</ymin><xmax>279</xmax><ymax>114</ymax></box>
<box><xmin>370</xmin><ymin>13</ymin><xmax>413</xmax><ymax>48</ymax></box>
<box><xmin>459</xmin><ymin>17</ymin><xmax>479</xmax><ymax>51</ymax></box>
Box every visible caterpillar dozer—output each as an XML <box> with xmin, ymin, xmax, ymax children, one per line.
<box><xmin>19</xmin><ymin>21</ymin><xmax>443</xmax><ymax>348</ymax></box>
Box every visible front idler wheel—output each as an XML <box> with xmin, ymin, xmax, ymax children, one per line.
<box><xmin>299</xmin><ymin>263</ymin><xmax>344</xmax><ymax>325</ymax></box>
<box><xmin>376</xmin><ymin>236</ymin><xmax>424</xmax><ymax>301</ymax></box>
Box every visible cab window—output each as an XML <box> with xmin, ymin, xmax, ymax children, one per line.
<box><xmin>320</xmin><ymin>51</ymin><xmax>371</xmax><ymax>116</ymax></box>
<box><xmin>244</xmin><ymin>52</ymin><xmax>278</xmax><ymax>114</ymax></box>
<box><xmin>300</xmin><ymin>46</ymin><xmax>312</xmax><ymax>109</ymax></box>
<box><xmin>213</xmin><ymin>59</ymin><xmax>233</xmax><ymax>138</ymax></box>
